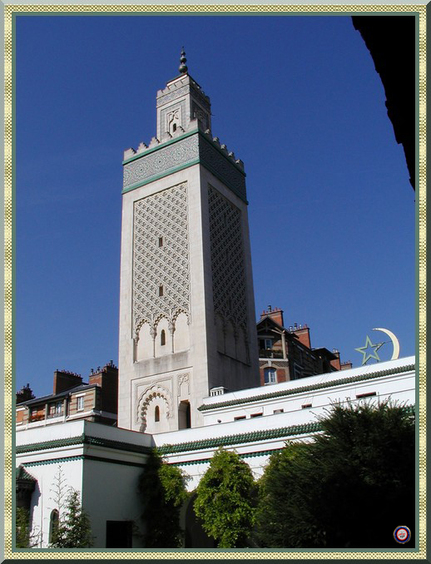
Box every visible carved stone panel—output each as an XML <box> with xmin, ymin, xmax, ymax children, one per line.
<box><xmin>133</xmin><ymin>183</ymin><xmax>190</xmax><ymax>336</ymax></box>
<box><xmin>208</xmin><ymin>185</ymin><xmax>248</xmax><ymax>329</ymax></box>
<box><xmin>123</xmin><ymin>135</ymin><xmax>199</xmax><ymax>190</ymax></box>
<box><xmin>200</xmin><ymin>138</ymin><xmax>246</xmax><ymax>202</ymax></box>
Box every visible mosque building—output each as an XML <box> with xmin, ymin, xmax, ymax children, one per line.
<box><xmin>15</xmin><ymin>52</ymin><xmax>415</xmax><ymax>549</ymax></box>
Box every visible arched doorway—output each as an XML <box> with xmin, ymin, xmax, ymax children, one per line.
<box><xmin>178</xmin><ymin>400</ymin><xmax>191</xmax><ymax>429</ymax></box>
<box><xmin>182</xmin><ymin>494</ymin><xmax>216</xmax><ymax>548</ymax></box>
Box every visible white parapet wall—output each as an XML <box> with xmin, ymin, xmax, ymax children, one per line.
<box><xmin>154</xmin><ymin>356</ymin><xmax>415</xmax><ymax>489</ymax></box>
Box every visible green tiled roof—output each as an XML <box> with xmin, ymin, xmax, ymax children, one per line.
<box><xmin>157</xmin><ymin>422</ymin><xmax>321</xmax><ymax>455</ymax></box>
<box><xmin>198</xmin><ymin>363</ymin><xmax>415</xmax><ymax>411</ymax></box>
<box><xmin>16</xmin><ymin>465</ymin><xmax>37</xmax><ymax>482</ymax></box>
<box><xmin>171</xmin><ymin>448</ymin><xmax>286</xmax><ymax>467</ymax></box>
<box><xmin>159</xmin><ymin>404</ymin><xmax>415</xmax><ymax>456</ymax></box>
<box><xmin>16</xmin><ymin>434</ymin><xmax>151</xmax><ymax>455</ymax></box>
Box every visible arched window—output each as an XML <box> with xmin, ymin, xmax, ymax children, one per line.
<box><xmin>155</xmin><ymin>405</ymin><xmax>160</xmax><ymax>422</ymax></box>
<box><xmin>264</xmin><ymin>367</ymin><xmax>277</xmax><ymax>385</ymax></box>
<box><xmin>49</xmin><ymin>509</ymin><xmax>59</xmax><ymax>544</ymax></box>
<box><xmin>161</xmin><ymin>330</ymin><xmax>166</xmax><ymax>346</ymax></box>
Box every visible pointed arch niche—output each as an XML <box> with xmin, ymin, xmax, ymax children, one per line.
<box><xmin>174</xmin><ymin>312</ymin><xmax>190</xmax><ymax>353</ymax></box>
<box><xmin>136</xmin><ymin>322</ymin><xmax>153</xmax><ymax>361</ymax></box>
<box><xmin>138</xmin><ymin>385</ymin><xmax>172</xmax><ymax>434</ymax></box>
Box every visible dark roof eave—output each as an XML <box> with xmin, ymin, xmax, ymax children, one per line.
<box><xmin>18</xmin><ymin>383</ymin><xmax>97</xmax><ymax>406</ymax></box>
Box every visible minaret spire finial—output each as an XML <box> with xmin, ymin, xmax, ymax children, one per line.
<box><xmin>179</xmin><ymin>47</ymin><xmax>188</xmax><ymax>74</ymax></box>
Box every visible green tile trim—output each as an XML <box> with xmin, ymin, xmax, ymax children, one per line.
<box><xmin>16</xmin><ymin>465</ymin><xmax>37</xmax><ymax>482</ymax></box>
<box><xmin>16</xmin><ymin>433</ymin><xmax>151</xmax><ymax>455</ymax></box>
<box><xmin>22</xmin><ymin>456</ymin><xmax>84</xmax><ymax>466</ymax></box>
<box><xmin>170</xmin><ymin>447</ymin><xmax>288</xmax><ymax>467</ymax></box>
<box><xmin>121</xmin><ymin>159</ymin><xmax>200</xmax><ymax>194</ymax></box>
<box><xmin>121</xmin><ymin>129</ymin><xmax>247</xmax><ymax>201</ymax></box>
<box><xmin>159</xmin><ymin>404</ymin><xmax>415</xmax><ymax>456</ymax></box>
<box><xmin>198</xmin><ymin>132</ymin><xmax>246</xmax><ymax>176</ymax></box>
<box><xmin>122</xmin><ymin>129</ymin><xmax>246</xmax><ymax>176</ymax></box>
<box><xmin>198</xmin><ymin>363</ymin><xmax>416</xmax><ymax>411</ymax></box>
<box><xmin>16</xmin><ymin>434</ymin><xmax>85</xmax><ymax>454</ymax></box>
<box><xmin>157</xmin><ymin>421</ymin><xmax>321</xmax><ymax>455</ymax></box>
<box><xmin>22</xmin><ymin>454</ymin><xmax>147</xmax><ymax>469</ymax></box>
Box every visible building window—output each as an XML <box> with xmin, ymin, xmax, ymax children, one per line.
<box><xmin>77</xmin><ymin>396</ymin><xmax>84</xmax><ymax>411</ymax></box>
<box><xmin>273</xmin><ymin>409</ymin><xmax>284</xmax><ymax>414</ymax></box>
<box><xmin>160</xmin><ymin>330</ymin><xmax>166</xmax><ymax>346</ymax></box>
<box><xmin>106</xmin><ymin>521</ymin><xmax>133</xmax><ymax>548</ymax></box>
<box><xmin>302</xmin><ymin>403</ymin><xmax>312</xmax><ymax>409</ymax></box>
<box><xmin>356</xmin><ymin>392</ymin><xmax>377</xmax><ymax>399</ymax></box>
<box><xmin>49</xmin><ymin>509</ymin><xmax>59</xmax><ymax>544</ymax></box>
<box><xmin>178</xmin><ymin>400</ymin><xmax>191</xmax><ymax>429</ymax></box>
<box><xmin>55</xmin><ymin>402</ymin><xmax>62</xmax><ymax>415</ymax></box>
<box><xmin>155</xmin><ymin>405</ymin><xmax>160</xmax><ymax>422</ymax></box>
<box><xmin>250</xmin><ymin>412</ymin><xmax>263</xmax><ymax>418</ymax></box>
<box><xmin>158</xmin><ymin>237</ymin><xmax>163</xmax><ymax>247</ymax></box>
<box><xmin>264</xmin><ymin>367</ymin><xmax>277</xmax><ymax>385</ymax></box>
<box><xmin>264</xmin><ymin>339</ymin><xmax>272</xmax><ymax>350</ymax></box>
<box><xmin>234</xmin><ymin>415</ymin><xmax>246</xmax><ymax>420</ymax></box>
<box><xmin>159</xmin><ymin>285</ymin><xmax>164</xmax><ymax>297</ymax></box>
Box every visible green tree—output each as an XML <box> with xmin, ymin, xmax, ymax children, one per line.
<box><xmin>138</xmin><ymin>449</ymin><xmax>188</xmax><ymax>547</ymax></box>
<box><xmin>16</xmin><ymin>507</ymin><xmax>34</xmax><ymax>548</ymax></box>
<box><xmin>255</xmin><ymin>402</ymin><xmax>415</xmax><ymax>548</ymax></box>
<box><xmin>193</xmin><ymin>447</ymin><xmax>257</xmax><ymax>548</ymax></box>
<box><xmin>51</xmin><ymin>490</ymin><xmax>93</xmax><ymax>548</ymax></box>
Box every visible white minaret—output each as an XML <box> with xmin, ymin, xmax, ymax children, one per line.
<box><xmin>118</xmin><ymin>50</ymin><xmax>259</xmax><ymax>433</ymax></box>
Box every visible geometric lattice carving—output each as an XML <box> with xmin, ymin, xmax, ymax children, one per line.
<box><xmin>200</xmin><ymin>139</ymin><xmax>246</xmax><ymax>202</ymax></box>
<box><xmin>133</xmin><ymin>183</ymin><xmax>190</xmax><ymax>337</ymax></box>
<box><xmin>123</xmin><ymin>136</ymin><xmax>199</xmax><ymax>190</ymax></box>
<box><xmin>208</xmin><ymin>184</ymin><xmax>247</xmax><ymax>329</ymax></box>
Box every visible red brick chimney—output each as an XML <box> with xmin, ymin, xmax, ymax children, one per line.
<box><xmin>330</xmin><ymin>349</ymin><xmax>341</xmax><ymax>370</ymax></box>
<box><xmin>260</xmin><ymin>306</ymin><xmax>284</xmax><ymax>328</ymax></box>
<box><xmin>53</xmin><ymin>370</ymin><xmax>82</xmax><ymax>394</ymax></box>
<box><xmin>16</xmin><ymin>384</ymin><xmax>35</xmax><ymax>404</ymax></box>
<box><xmin>291</xmin><ymin>325</ymin><xmax>311</xmax><ymax>349</ymax></box>
<box><xmin>88</xmin><ymin>361</ymin><xmax>118</xmax><ymax>414</ymax></box>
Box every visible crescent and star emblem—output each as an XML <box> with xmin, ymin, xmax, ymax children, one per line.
<box><xmin>355</xmin><ymin>328</ymin><xmax>400</xmax><ymax>366</ymax></box>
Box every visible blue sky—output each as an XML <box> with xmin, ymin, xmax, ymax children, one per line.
<box><xmin>15</xmin><ymin>15</ymin><xmax>415</xmax><ymax>397</ymax></box>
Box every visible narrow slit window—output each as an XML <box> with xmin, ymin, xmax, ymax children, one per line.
<box><xmin>161</xmin><ymin>330</ymin><xmax>166</xmax><ymax>346</ymax></box>
<box><xmin>159</xmin><ymin>285</ymin><xmax>164</xmax><ymax>297</ymax></box>
<box><xmin>356</xmin><ymin>392</ymin><xmax>377</xmax><ymax>399</ymax></box>
<box><xmin>158</xmin><ymin>237</ymin><xmax>163</xmax><ymax>248</ymax></box>
<box><xmin>155</xmin><ymin>405</ymin><xmax>160</xmax><ymax>422</ymax></box>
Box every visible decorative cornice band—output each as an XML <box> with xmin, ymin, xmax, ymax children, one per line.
<box><xmin>158</xmin><ymin>404</ymin><xmax>415</xmax><ymax>456</ymax></box>
<box><xmin>170</xmin><ymin>448</ymin><xmax>286</xmax><ymax>467</ymax></box>
<box><xmin>22</xmin><ymin>455</ymin><xmax>147</xmax><ymax>469</ymax></box>
<box><xmin>157</xmin><ymin>422</ymin><xmax>321</xmax><ymax>455</ymax></box>
<box><xmin>122</xmin><ymin>129</ymin><xmax>199</xmax><ymax>165</ymax></box>
<box><xmin>198</xmin><ymin>363</ymin><xmax>416</xmax><ymax>411</ymax></box>
<box><xmin>16</xmin><ymin>433</ymin><xmax>152</xmax><ymax>455</ymax></box>
<box><xmin>122</xmin><ymin>130</ymin><xmax>247</xmax><ymax>202</ymax></box>
<box><xmin>122</xmin><ymin>159</ymin><xmax>200</xmax><ymax>195</ymax></box>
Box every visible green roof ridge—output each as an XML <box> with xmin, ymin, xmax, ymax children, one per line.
<box><xmin>158</xmin><ymin>404</ymin><xmax>415</xmax><ymax>456</ymax></box>
<box><xmin>198</xmin><ymin>363</ymin><xmax>415</xmax><ymax>411</ymax></box>
<box><xmin>16</xmin><ymin>433</ymin><xmax>151</xmax><ymax>455</ymax></box>
<box><xmin>157</xmin><ymin>421</ymin><xmax>321</xmax><ymax>455</ymax></box>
